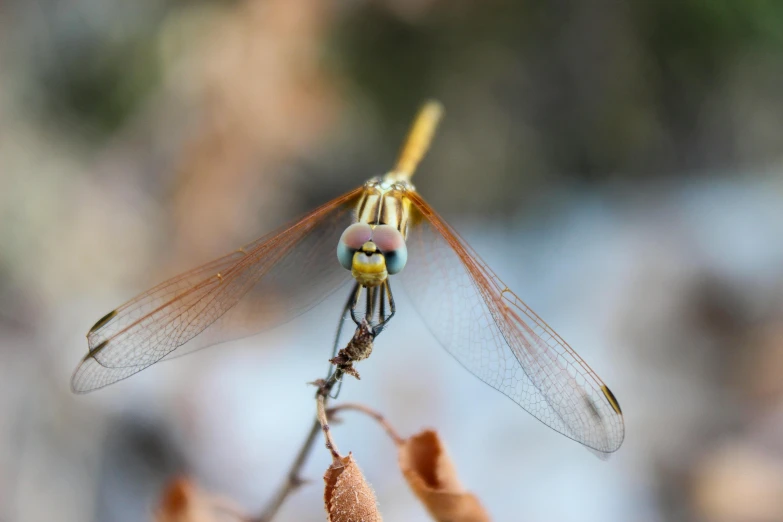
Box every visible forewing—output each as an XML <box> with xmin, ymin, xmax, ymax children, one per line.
<box><xmin>72</xmin><ymin>187</ymin><xmax>363</xmax><ymax>393</ymax></box>
<box><xmin>400</xmin><ymin>192</ymin><xmax>624</xmax><ymax>454</ymax></box>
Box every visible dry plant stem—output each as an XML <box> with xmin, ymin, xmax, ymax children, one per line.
<box><xmin>252</xmin><ymin>419</ymin><xmax>322</xmax><ymax>522</ymax></box>
<box><xmin>327</xmin><ymin>403</ymin><xmax>405</xmax><ymax>446</ymax></box>
<box><xmin>317</xmin><ymin>394</ymin><xmax>341</xmax><ymax>460</ymax></box>
<box><xmin>216</xmin><ymin>505</ymin><xmax>252</xmax><ymax>522</ymax></box>
<box><xmin>253</xmin><ymin>369</ymin><xmax>345</xmax><ymax>522</ymax></box>
<box><xmin>254</xmin><ymin>321</ymin><xmax>373</xmax><ymax>521</ymax></box>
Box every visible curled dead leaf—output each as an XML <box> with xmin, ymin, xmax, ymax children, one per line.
<box><xmin>324</xmin><ymin>453</ymin><xmax>382</xmax><ymax>522</ymax></box>
<box><xmin>399</xmin><ymin>430</ymin><xmax>491</xmax><ymax>522</ymax></box>
<box><xmin>155</xmin><ymin>476</ymin><xmax>243</xmax><ymax>522</ymax></box>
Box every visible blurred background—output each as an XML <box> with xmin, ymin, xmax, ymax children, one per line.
<box><xmin>2</xmin><ymin>0</ymin><xmax>783</xmax><ymax>520</ymax></box>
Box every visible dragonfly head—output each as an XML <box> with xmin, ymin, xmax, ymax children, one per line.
<box><xmin>338</xmin><ymin>223</ymin><xmax>408</xmax><ymax>287</ymax></box>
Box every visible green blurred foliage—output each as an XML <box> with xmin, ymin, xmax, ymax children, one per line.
<box><xmin>12</xmin><ymin>0</ymin><xmax>783</xmax><ymax>184</ymax></box>
<box><xmin>330</xmin><ymin>0</ymin><xmax>783</xmax><ymax>183</ymax></box>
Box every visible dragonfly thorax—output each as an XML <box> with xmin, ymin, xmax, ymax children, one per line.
<box><xmin>358</xmin><ymin>178</ymin><xmax>413</xmax><ymax>237</ymax></box>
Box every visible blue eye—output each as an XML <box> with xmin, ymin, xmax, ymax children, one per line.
<box><xmin>337</xmin><ymin>243</ymin><xmax>354</xmax><ymax>270</ymax></box>
<box><xmin>384</xmin><ymin>247</ymin><xmax>407</xmax><ymax>274</ymax></box>
<box><xmin>337</xmin><ymin>223</ymin><xmax>372</xmax><ymax>270</ymax></box>
<box><xmin>372</xmin><ymin>225</ymin><xmax>407</xmax><ymax>274</ymax></box>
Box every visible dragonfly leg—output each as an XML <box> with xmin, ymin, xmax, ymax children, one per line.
<box><xmin>365</xmin><ymin>285</ymin><xmax>375</xmax><ymax>321</ymax></box>
<box><xmin>372</xmin><ymin>283</ymin><xmax>382</xmax><ymax>322</ymax></box>
<box><xmin>374</xmin><ymin>279</ymin><xmax>396</xmax><ymax>334</ymax></box>
<box><xmin>379</xmin><ymin>281</ymin><xmax>386</xmax><ymax>322</ymax></box>
<box><xmin>349</xmin><ymin>283</ymin><xmax>364</xmax><ymax>327</ymax></box>
<box><xmin>327</xmin><ymin>282</ymin><xmax>360</xmax><ymax>381</ymax></box>
<box><xmin>346</xmin><ymin>279</ymin><xmax>395</xmax><ymax>335</ymax></box>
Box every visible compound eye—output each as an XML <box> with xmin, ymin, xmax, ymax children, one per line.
<box><xmin>337</xmin><ymin>223</ymin><xmax>373</xmax><ymax>270</ymax></box>
<box><xmin>372</xmin><ymin>224</ymin><xmax>407</xmax><ymax>274</ymax></box>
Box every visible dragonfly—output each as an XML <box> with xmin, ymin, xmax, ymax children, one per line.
<box><xmin>73</xmin><ymin>101</ymin><xmax>624</xmax><ymax>455</ymax></box>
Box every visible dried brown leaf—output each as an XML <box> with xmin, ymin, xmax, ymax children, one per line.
<box><xmin>155</xmin><ymin>476</ymin><xmax>242</xmax><ymax>522</ymax></box>
<box><xmin>324</xmin><ymin>453</ymin><xmax>383</xmax><ymax>522</ymax></box>
<box><xmin>399</xmin><ymin>430</ymin><xmax>491</xmax><ymax>522</ymax></box>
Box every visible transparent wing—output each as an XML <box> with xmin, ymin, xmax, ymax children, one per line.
<box><xmin>72</xmin><ymin>187</ymin><xmax>364</xmax><ymax>393</ymax></box>
<box><xmin>400</xmin><ymin>192</ymin><xmax>624</xmax><ymax>454</ymax></box>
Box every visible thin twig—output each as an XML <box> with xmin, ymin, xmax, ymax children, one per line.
<box><xmin>212</xmin><ymin>502</ymin><xmax>253</xmax><ymax>522</ymax></box>
<box><xmin>250</xmin><ymin>419</ymin><xmax>321</xmax><ymax>522</ymax></box>
<box><xmin>251</xmin><ymin>373</ymin><xmax>341</xmax><ymax>522</ymax></box>
<box><xmin>327</xmin><ymin>402</ymin><xmax>405</xmax><ymax>446</ymax></box>
<box><xmin>252</xmin><ymin>321</ymin><xmax>374</xmax><ymax>522</ymax></box>
<box><xmin>317</xmin><ymin>394</ymin><xmax>341</xmax><ymax>460</ymax></box>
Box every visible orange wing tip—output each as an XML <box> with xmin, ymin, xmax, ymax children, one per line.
<box><xmin>601</xmin><ymin>385</ymin><xmax>622</xmax><ymax>415</ymax></box>
<box><xmin>88</xmin><ymin>309</ymin><xmax>117</xmax><ymax>334</ymax></box>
